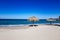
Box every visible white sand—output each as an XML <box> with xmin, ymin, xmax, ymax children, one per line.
<box><xmin>0</xmin><ymin>25</ymin><xmax>60</xmax><ymax>40</ymax></box>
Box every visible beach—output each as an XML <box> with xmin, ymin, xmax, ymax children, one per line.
<box><xmin>0</xmin><ymin>24</ymin><xmax>60</xmax><ymax>40</ymax></box>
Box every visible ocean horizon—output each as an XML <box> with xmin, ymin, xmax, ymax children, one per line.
<box><xmin>0</xmin><ymin>19</ymin><xmax>60</xmax><ymax>25</ymax></box>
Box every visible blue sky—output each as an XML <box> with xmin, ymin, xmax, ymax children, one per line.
<box><xmin>0</xmin><ymin>0</ymin><xmax>60</xmax><ymax>19</ymax></box>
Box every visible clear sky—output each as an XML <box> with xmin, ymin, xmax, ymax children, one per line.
<box><xmin>0</xmin><ymin>0</ymin><xmax>60</xmax><ymax>19</ymax></box>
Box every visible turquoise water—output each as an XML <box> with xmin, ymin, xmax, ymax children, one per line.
<box><xmin>0</xmin><ymin>19</ymin><xmax>60</xmax><ymax>25</ymax></box>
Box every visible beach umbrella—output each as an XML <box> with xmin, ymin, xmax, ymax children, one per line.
<box><xmin>28</xmin><ymin>16</ymin><xmax>39</xmax><ymax>26</ymax></box>
<box><xmin>47</xmin><ymin>18</ymin><xmax>56</xmax><ymax>25</ymax></box>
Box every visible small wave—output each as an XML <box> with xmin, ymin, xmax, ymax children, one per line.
<box><xmin>0</xmin><ymin>24</ymin><xmax>27</xmax><ymax>27</ymax></box>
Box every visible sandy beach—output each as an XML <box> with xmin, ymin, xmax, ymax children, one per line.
<box><xmin>0</xmin><ymin>25</ymin><xmax>60</xmax><ymax>40</ymax></box>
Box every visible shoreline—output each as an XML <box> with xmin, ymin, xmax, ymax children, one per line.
<box><xmin>0</xmin><ymin>24</ymin><xmax>59</xmax><ymax>29</ymax></box>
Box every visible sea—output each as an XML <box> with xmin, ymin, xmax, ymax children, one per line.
<box><xmin>0</xmin><ymin>19</ymin><xmax>60</xmax><ymax>27</ymax></box>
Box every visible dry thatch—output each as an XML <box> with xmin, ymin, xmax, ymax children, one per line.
<box><xmin>28</xmin><ymin>16</ymin><xmax>39</xmax><ymax>22</ymax></box>
<box><xmin>28</xmin><ymin>16</ymin><xmax>39</xmax><ymax>26</ymax></box>
<box><xmin>47</xmin><ymin>18</ymin><xmax>56</xmax><ymax>21</ymax></box>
